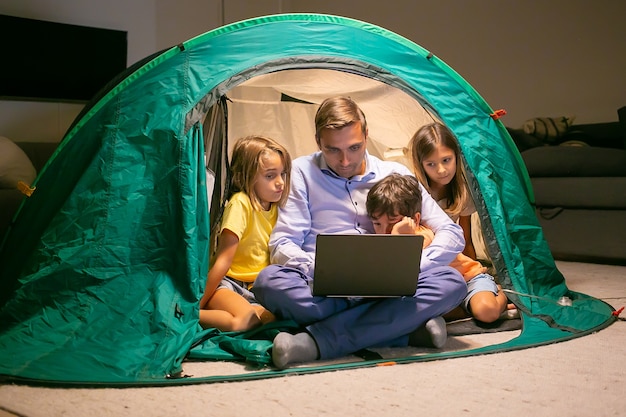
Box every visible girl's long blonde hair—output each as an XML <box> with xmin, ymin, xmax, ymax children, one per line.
<box><xmin>229</xmin><ymin>135</ymin><xmax>291</xmax><ymax>211</ymax></box>
<box><xmin>407</xmin><ymin>123</ymin><xmax>470</xmax><ymax>219</ymax></box>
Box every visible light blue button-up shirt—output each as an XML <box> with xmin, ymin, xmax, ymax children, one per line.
<box><xmin>269</xmin><ymin>151</ymin><xmax>464</xmax><ymax>277</ymax></box>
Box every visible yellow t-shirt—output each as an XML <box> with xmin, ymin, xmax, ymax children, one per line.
<box><xmin>220</xmin><ymin>192</ymin><xmax>277</xmax><ymax>282</ymax></box>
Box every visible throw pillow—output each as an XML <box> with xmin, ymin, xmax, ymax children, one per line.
<box><xmin>0</xmin><ymin>136</ymin><xmax>37</xmax><ymax>189</ymax></box>
<box><xmin>522</xmin><ymin>116</ymin><xmax>575</xmax><ymax>143</ymax></box>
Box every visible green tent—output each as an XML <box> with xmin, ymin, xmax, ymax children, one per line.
<box><xmin>0</xmin><ymin>14</ymin><xmax>616</xmax><ymax>386</ymax></box>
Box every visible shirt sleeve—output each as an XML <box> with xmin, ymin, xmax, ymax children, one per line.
<box><xmin>418</xmin><ymin>182</ymin><xmax>465</xmax><ymax>271</ymax></box>
<box><xmin>220</xmin><ymin>193</ymin><xmax>250</xmax><ymax>239</ymax></box>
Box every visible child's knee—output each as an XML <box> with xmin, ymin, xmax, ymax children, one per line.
<box><xmin>470</xmin><ymin>295</ymin><xmax>504</xmax><ymax>323</ymax></box>
<box><xmin>473</xmin><ymin>308</ymin><xmax>501</xmax><ymax>323</ymax></box>
<box><xmin>230</xmin><ymin>312</ymin><xmax>261</xmax><ymax>332</ymax></box>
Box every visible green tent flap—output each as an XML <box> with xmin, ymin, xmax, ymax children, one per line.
<box><xmin>0</xmin><ymin>13</ymin><xmax>615</xmax><ymax>386</ymax></box>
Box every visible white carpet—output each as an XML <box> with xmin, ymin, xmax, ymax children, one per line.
<box><xmin>0</xmin><ymin>261</ymin><xmax>624</xmax><ymax>417</ymax></box>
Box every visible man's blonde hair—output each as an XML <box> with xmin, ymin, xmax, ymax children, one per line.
<box><xmin>314</xmin><ymin>96</ymin><xmax>368</xmax><ymax>145</ymax></box>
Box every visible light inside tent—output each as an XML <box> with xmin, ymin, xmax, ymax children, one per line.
<box><xmin>226</xmin><ymin>68</ymin><xmax>439</xmax><ymax>168</ymax></box>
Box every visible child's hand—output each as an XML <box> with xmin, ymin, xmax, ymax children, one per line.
<box><xmin>414</xmin><ymin>226</ymin><xmax>434</xmax><ymax>248</ymax></box>
<box><xmin>199</xmin><ymin>292</ymin><xmax>212</xmax><ymax>309</ymax></box>
<box><xmin>391</xmin><ymin>216</ymin><xmax>417</xmax><ymax>235</ymax></box>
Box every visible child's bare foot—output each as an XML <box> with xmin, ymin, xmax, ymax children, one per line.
<box><xmin>499</xmin><ymin>303</ymin><xmax>520</xmax><ymax>320</ymax></box>
<box><xmin>496</xmin><ymin>286</ymin><xmax>519</xmax><ymax>319</ymax></box>
<box><xmin>254</xmin><ymin>305</ymin><xmax>276</xmax><ymax>324</ymax></box>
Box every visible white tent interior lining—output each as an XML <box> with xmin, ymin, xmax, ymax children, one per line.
<box><xmin>221</xmin><ymin>67</ymin><xmax>490</xmax><ymax>260</ymax></box>
<box><xmin>226</xmin><ymin>68</ymin><xmax>439</xmax><ymax>165</ymax></box>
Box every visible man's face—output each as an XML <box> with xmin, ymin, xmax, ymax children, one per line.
<box><xmin>318</xmin><ymin>122</ymin><xmax>367</xmax><ymax>179</ymax></box>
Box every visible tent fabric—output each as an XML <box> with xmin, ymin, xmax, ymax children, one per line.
<box><xmin>0</xmin><ymin>13</ymin><xmax>616</xmax><ymax>386</ymax></box>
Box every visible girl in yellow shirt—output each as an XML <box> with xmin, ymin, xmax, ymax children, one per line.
<box><xmin>199</xmin><ymin>136</ymin><xmax>291</xmax><ymax>331</ymax></box>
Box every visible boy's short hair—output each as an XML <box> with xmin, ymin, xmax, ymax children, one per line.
<box><xmin>366</xmin><ymin>173</ymin><xmax>422</xmax><ymax>218</ymax></box>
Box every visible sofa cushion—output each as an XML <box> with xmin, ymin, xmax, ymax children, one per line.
<box><xmin>522</xmin><ymin>146</ymin><xmax>626</xmax><ymax>177</ymax></box>
<box><xmin>522</xmin><ymin>116</ymin><xmax>575</xmax><ymax>143</ymax></box>
<box><xmin>0</xmin><ymin>136</ymin><xmax>37</xmax><ymax>189</ymax></box>
<box><xmin>530</xmin><ymin>177</ymin><xmax>626</xmax><ymax>209</ymax></box>
<box><xmin>536</xmin><ymin>208</ymin><xmax>626</xmax><ymax>264</ymax></box>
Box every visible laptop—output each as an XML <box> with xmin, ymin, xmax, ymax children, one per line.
<box><xmin>312</xmin><ymin>234</ymin><xmax>424</xmax><ymax>297</ymax></box>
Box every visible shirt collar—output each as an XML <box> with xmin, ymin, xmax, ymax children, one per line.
<box><xmin>317</xmin><ymin>151</ymin><xmax>376</xmax><ymax>181</ymax></box>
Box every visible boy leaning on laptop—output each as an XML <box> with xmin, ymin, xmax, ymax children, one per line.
<box><xmin>366</xmin><ymin>173</ymin><xmax>517</xmax><ymax>324</ymax></box>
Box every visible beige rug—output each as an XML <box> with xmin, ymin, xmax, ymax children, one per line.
<box><xmin>0</xmin><ymin>261</ymin><xmax>624</xmax><ymax>417</ymax></box>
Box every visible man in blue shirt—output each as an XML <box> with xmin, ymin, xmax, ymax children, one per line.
<box><xmin>252</xmin><ymin>96</ymin><xmax>466</xmax><ymax>369</ymax></box>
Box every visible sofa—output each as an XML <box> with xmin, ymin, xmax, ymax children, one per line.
<box><xmin>508</xmin><ymin>107</ymin><xmax>626</xmax><ymax>265</ymax></box>
<box><xmin>0</xmin><ymin>139</ymin><xmax>59</xmax><ymax>240</ymax></box>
